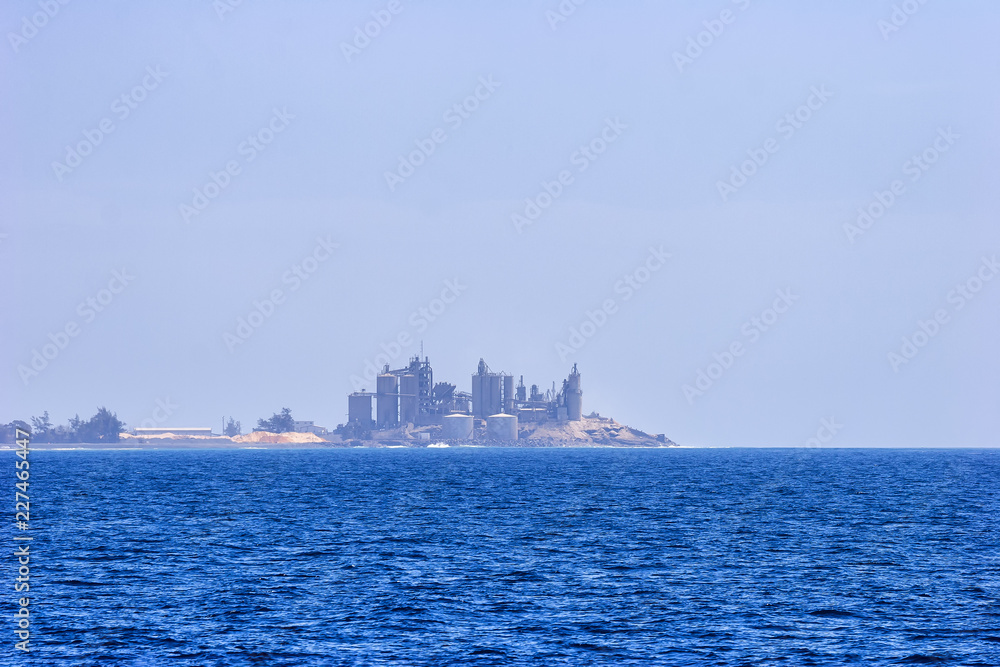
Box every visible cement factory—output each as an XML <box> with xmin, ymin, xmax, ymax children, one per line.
<box><xmin>344</xmin><ymin>357</ymin><xmax>583</xmax><ymax>441</ymax></box>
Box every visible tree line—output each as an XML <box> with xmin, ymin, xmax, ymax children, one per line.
<box><xmin>0</xmin><ymin>407</ymin><xmax>126</xmax><ymax>443</ymax></box>
<box><xmin>1</xmin><ymin>406</ymin><xmax>300</xmax><ymax>443</ymax></box>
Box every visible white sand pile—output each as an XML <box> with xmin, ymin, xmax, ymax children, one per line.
<box><xmin>519</xmin><ymin>417</ymin><xmax>667</xmax><ymax>446</ymax></box>
<box><xmin>121</xmin><ymin>432</ymin><xmax>218</xmax><ymax>440</ymax></box>
<box><xmin>232</xmin><ymin>431</ymin><xmax>326</xmax><ymax>444</ymax></box>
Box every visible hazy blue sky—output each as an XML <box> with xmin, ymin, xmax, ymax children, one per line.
<box><xmin>2</xmin><ymin>0</ymin><xmax>997</xmax><ymax>446</ymax></box>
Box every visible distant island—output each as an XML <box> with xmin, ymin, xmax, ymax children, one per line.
<box><xmin>335</xmin><ymin>356</ymin><xmax>675</xmax><ymax>448</ymax></box>
<box><xmin>2</xmin><ymin>358</ymin><xmax>676</xmax><ymax>449</ymax></box>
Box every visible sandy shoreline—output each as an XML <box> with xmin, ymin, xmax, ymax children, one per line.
<box><xmin>2</xmin><ymin>442</ymin><xmax>994</xmax><ymax>451</ymax></box>
<box><xmin>1</xmin><ymin>439</ymin><xmax>683</xmax><ymax>451</ymax></box>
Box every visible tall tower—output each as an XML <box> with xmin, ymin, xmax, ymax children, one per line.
<box><xmin>566</xmin><ymin>363</ymin><xmax>583</xmax><ymax>421</ymax></box>
<box><xmin>471</xmin><ymin>358</ymin><xmax>487</xmax><ymax>417</ymax></box>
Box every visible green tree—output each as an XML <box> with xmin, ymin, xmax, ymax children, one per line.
<box><xmin>77</xmin><ymin>407</ymin><xmax>126</xmax><ymax>442</ymax></box>
<box><xmin>256</xmin><ymin>407</ymin><xmax>294</xmax><ymax>433</ymax></box>
<box><xmin>67</xmin><ymin>414</ymin><xmax>84</xmax><ymax>442</ymax></box>
<box><xmin>224</xmin><ymin>417</ymin><xmax>241</xmax><ymax>437</ymax></box>
<box><xmin>30</xmin><ymin>411</ymin><xmax>53</xmax><ymax>442</ymax></box>
<box><xmin>0</xmin><ymin>421</ymin><xmax>31</xmax><ymax>444</ymax></box>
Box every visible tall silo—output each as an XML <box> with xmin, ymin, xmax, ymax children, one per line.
<box><xmin>399</xmin><ymin>374</ymin><xmax>418</xmax><ymax>425</ymax></box>
<box><xmin>348</xmin><ymin>392</ymin><xmax>373</xmax><ymax>426</ymax></box>
<box><xmin>442</xmin><ymin>413</ymin><xmax>473</xmax><ymax>439</ymax></box>
<box><xmin>376</xmin><ymin>374</ymin><xmax>398</xmax><ymax>427</ymax></box>
<box><xmin>502</xmin><ymin>375</ymin><xmax>514</xmax><ymax>414</ymax></box>
<box><xmin>471</xmin><ymin>374</ymin><xmax>483</xmax><ymax>417</ymax></box>
<box><xmin>486</xmin><ymin>413</ymin><xmax>518</xmax><ymax>440</ymax></box>
<box><xmin>488</xmin><ymin>375</ymin><xmax>502</xmax><ymax>416</ymax></box>
<box><xmin>566</xmin><ymin>365</ymin><xmax>583</xmax><ymax>421</ymax></box>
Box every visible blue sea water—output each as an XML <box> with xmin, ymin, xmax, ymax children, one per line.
<box><xmin>11</xmin><ymin>447</ymin><xmax>1000</xmax><ymax>666</ymax></box>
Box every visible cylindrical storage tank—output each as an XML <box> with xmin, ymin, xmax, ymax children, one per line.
<box><xmin>348</xmin><ymin>393</ymin><xmax>373</xmax><ymax>425</ymax></box>
<box><xmin>486</xmin><ymin>413</ymin><xmax>518</xmax><ymax>441</ymax></box>
<box><xmin>488</xmin><ymin>375</ymin><xmax>502</xmax><ymax>416</ymax></box>
<box><xmin>566</xmin><ymin>372</ymin><xmax>582</xmax><ymax>421</ymax></box>
<box><xmin>442</xmin><ymin>413</ymin><xmax>473</xmax><ymax>439</ymax></box>
<box><xmin>502</xmin><ymin>375</ymin><xmax>514</xmax><ymax>413</ymax></box>
<box><xmin>376</xmin><ymin>374</ymin><xmax>398</xmax><ymax>427</ymax></box>
<box><xmin>399</xmin><ymin>374</ymin><xmax>418</xmax><ymax>425</ymax></box>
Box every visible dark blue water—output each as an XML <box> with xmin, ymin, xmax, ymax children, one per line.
<box><xmin>11</xmin><ymin>447</ymin><xmax>1000</xmax><ymax>665</ymax></box>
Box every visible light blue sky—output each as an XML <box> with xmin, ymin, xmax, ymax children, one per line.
<box><xmin>2</xmin><ymin>1</ymin><xmax>997</xmax><ymax>445</ymax></box>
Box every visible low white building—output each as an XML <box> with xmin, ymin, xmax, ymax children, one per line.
<box><xmin>293</xmin><ymin>420</ymin><xmax>328</xmax><ymax>436</ymax></box>
<box><xmin>134</xmin><ymin>427</ymin><xmax>214</xmax><ymax>437</ymax></box>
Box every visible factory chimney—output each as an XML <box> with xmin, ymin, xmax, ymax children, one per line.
<box><xmin>566</xmin><ymin>363</ymin><xmax>583</xmax><ymax>421</ymax></box>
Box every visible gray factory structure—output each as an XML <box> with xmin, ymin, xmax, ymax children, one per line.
<box><xmin>345</xmin><ymin>357</ymin><xmax>583</xmax><ymax>441</ymax></box>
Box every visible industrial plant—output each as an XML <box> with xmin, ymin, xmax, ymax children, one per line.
<box><xmin>343</xmin><ymin>357</ymin><xmax>584</xmax><ymax>442</ymax></box>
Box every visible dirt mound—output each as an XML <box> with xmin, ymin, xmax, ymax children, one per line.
<box><xmin>121</xmin><ymin>432</ymin><xmax>216</xmax><ymax>440</ymax></box>
<box><xmin>518</xmin><ymin>417</ymin><xmax>674</xmax><ymax>447</ymax></box>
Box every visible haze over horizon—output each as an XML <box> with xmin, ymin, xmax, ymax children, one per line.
<box><xmin>2</xmin><ymin>1</ymin><xmax>997</xmax><ymax>446</ymax></box>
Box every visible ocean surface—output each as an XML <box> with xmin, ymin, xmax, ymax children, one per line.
<box><xmin>13</xmin><ymin>447</ymin><xmax>1000</xmax><ymax>666</ymax></box>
